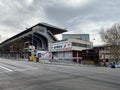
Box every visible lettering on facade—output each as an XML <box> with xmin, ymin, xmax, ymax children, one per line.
<box><xmin>49</xmin><ymin>43</ymin><xmax>72</xmax><ymax>51</ymax></box>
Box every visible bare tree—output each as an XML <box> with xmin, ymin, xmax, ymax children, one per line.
<box><xmin>100</xmin><ymin>24</ymin><xmax>120</xmax><ymax>63</ymax></box>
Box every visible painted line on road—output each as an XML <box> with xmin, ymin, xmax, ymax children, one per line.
<box><xmin>0</xmin><ymin>65</ymin><xmax>13</xmax><ymax>72</ymax></box>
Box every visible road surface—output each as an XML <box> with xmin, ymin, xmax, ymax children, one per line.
<box><xmin>0</xmin><ymin>58</ymin><xmax>120</xmax><ymax>90</ymax></box>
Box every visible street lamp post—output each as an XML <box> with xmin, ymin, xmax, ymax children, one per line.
<box><xmin>32</xmin><ymin>31</ymin><xmax>34</xmax><ymax>49</ymax></box>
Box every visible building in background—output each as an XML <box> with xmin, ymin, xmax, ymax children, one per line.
<box><xmin>82</xmin><ymin>45</ymin><xmax>111</xmax><ymax>65</ymax></box>
<box><xmin>1</xmin><ymin>22</ymin><xmax>103</xmax><ymax>65</ymax></box>
<box><xmin>94</xmin><ymin>45</ymin><xmax>111</xmax><ymax>65</ymax></box>
<box><xmin>49</xmin><ymin>37</ymin><xmax>93</xmax><ymax>63</ymax></box>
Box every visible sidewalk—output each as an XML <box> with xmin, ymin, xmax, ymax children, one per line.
<box><xmin>39</xmin><ymin>59</ymin><xmax>96</xmax><ymax>67</ymax></box>
<box><xmin>0</xmin><ymin>58</ymin><xmax>107</xmax><ymax>67</ymax></box>
<box><xmin>18</xmin><ymin>58</ymin><xmax>93</xmax><ymax>67</ymax></box>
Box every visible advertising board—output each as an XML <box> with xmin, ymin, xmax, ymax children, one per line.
<box><xmin>49</xmin><ymin>42</ymin><xmax>72</xmax><ymax>52</ymax></box>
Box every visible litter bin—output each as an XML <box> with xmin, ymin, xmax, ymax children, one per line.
<box><xmin>39</xmin><ymin>58</ymin><xmax>42</xmax><ymax>63</ymax></box>
<box><xmin>36</xmin><ymin>57</ymin><xmax>39</xmax><ymax>62</ymax></box>
<box><xmin>29</xmin><ymin>55</ymin><xmax>34</xmax><ymax>61</ymax></box>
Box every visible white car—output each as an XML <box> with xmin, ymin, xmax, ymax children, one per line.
<box><xmin>115</xmin><ymin>64</ymin><xmax>120</xmax><ymax>68</ymax></box>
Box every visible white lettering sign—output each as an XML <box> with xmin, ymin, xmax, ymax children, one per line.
<box><xmin>49</xmin><ymin>43</ymin><xmax>72</xmax><ymax>51</ymax></box>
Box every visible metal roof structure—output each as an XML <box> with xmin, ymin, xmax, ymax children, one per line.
<box><xmin>0</xmin><ymin>22</ymin><xmax>67</xmax><ymax>46</ymax></box>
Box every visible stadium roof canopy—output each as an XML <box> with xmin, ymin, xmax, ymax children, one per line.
<box><xmin>0</xmin><ymin>22</ymin><xmax>67</xmax><ymax>45</ymax></box>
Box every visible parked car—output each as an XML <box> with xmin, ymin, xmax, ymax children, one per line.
<box><xmin>109</xmin><ymin>63</ymin><xmax>120</xmax><ymax>68</ymax></box>
<box><xmin>115</xmin><ymin>64</ymin><xmax>120</xmax><ymax>68</ymax></box>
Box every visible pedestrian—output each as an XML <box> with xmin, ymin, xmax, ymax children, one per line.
<box><xmin>52</xmin><ymin>55</ymin><xmax>54</xmax><ymax>60</ymax></box>
<box><xmin>22</xmin><ymin>54</ymin><xmax>24</xmax><ymax>59</ymax></box>
<box><xmin>103</xmin><ymin>60</ymin><xmax>107</xmax><ymax>67</ymax></box>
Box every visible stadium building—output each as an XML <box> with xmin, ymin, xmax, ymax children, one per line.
<box><xmin>0</xmin><ymin>22</ymin><xmax>67</xmax><ymax>59</ymax></box>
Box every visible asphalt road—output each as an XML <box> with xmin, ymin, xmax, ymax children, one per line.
<box><xmin>0</xmin><ymin>58</ymin><xmax>120</xmax><ymax>90</ymax></box>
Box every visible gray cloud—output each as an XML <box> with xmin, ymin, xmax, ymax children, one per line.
<box><xmin>0</xmin><ymin>0</ymin><xmax>120</xmax><ymax>45</ymax></box>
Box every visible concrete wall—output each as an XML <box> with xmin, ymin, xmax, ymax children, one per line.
<box><xmin>62</xmin><ymin>34</ymin><xmax>90</xmax><ymax>41</ymax></box>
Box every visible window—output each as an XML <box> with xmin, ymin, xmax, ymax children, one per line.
<box><xmin>72</xmin><ymin>42</ymin><xmax>90</xmax><ymax>48</ymax></box>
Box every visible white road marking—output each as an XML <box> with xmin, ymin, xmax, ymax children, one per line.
<box><xmin>0</xmin><ymin>65</ymin><xmax>13</xmax><ymax>72</ymax></box>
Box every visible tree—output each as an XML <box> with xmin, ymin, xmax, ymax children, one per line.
<box><xmin>100</xmin><ymin>24</ymin><xmax>120</xmax><ymax>64</ymax></box>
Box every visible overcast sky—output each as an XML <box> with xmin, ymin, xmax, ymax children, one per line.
<box><xmin>0</xmin><ymin>0</ymin><xmax>120</xmax><ymax>45</ymax></box>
